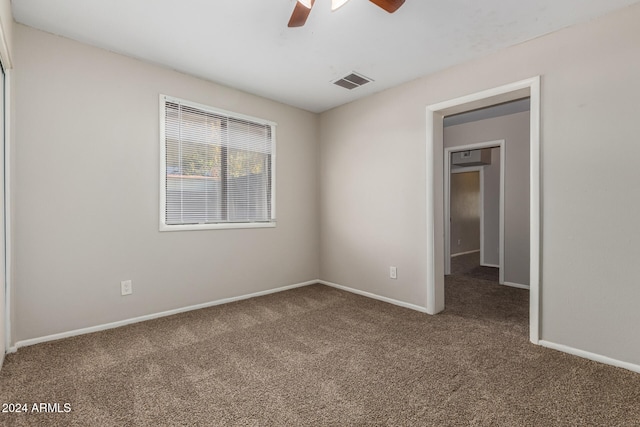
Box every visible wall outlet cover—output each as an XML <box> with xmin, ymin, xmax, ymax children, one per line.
<box><xmin>121</xmin><ymin>280</ymin><xmax>133</xmax><ymax>296</ymax></box>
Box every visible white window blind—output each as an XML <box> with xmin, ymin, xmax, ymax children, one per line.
<box><xmin>160</xmin><ymin>96</ymin><xmax>276</xmax><ymax>230</ymax></box>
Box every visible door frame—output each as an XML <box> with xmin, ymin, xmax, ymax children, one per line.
<box><xmin>1</xmin><ymin>66</ymin><xmax>9</xmax><ymax>358</ymax></box>
<box><xmin>0</xmin><ymin>17</ymin><xmax>10</xmax><ymax>361</ymax></box>
<box><xmin>425</xmin><ymin>76</ymin><xmax>541</xmax><ymax>344</ymax></box>
<box><xmin>445</xmin><ymin>140</ymin><xmax>505</xmax><ymax>285</ymax></box>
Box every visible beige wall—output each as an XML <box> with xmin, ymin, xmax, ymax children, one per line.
<box><xmin>0</xmin><ymin>0</ymin><xmax>11</xmax><ymax>66</ymax></box>
<box><xmin>445</xmin><ymin>112</ymin><xmax>530</xmax><ymax>285</ymax></box>
<box><xmin>12</xmin><ymin>24</ymin><xmax>320</xmax><ymax>342</ymax></box>
<box><xmin>319</xmin><ymin>4</ymin><xmax>640</xmax><ymax>365</ymax></box>
<box><xmin>482</xmin><ymin>147</ymin><xmax>500</xmax><ymax>267</ymax></box>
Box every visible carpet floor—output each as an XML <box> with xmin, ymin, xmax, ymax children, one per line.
<box><xmin>1</xmin><ymin>279</ymin><xmax>639</xmax><ymax>426</ymax></box>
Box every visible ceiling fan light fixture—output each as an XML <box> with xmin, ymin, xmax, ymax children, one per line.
<box><xmin>289</xmin><ymin>0</ymin><xmax>404</xmax><ymax>28</ymax></box>
<box><xmin>331</xmin><ymin>0</ymin><xmax>351</xmax><ymax>11</ymax></box>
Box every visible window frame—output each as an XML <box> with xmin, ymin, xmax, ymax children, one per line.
<box><xmin>159</xmin><ymin>94</ymin><xmax>277</xmax><ymax>231</ymax></box>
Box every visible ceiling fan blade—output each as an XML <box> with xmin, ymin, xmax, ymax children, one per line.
<box><xmin>288</xmin><ymin>0</ymin><xmax>315</xmax><ymax>27</ymax></box>
<box><xmin>369</xmin><ymin>0</ymin><xmax>405</xmax><ymax>13</ymax></box>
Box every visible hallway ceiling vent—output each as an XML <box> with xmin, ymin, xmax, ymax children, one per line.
<box><xmin>332</xmin><ymin>72</ymin><xmax>373</xmax><ymax>90</ymax></box>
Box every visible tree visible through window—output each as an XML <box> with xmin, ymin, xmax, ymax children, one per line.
<box><xmin>161</xmin><ymin>96</ymin><xmax>275</xmax><ymax>229</ymax></box>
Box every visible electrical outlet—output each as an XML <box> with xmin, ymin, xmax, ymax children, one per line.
<box><xmin>457</xmin><ymin>239</ymin><xmax>461</xmax><ymax>246</ymax></box>
<box><xmin>121</xmin><ymin>280</ymin><xmax>133</xmax><ymax>296</ymax></box>
<box><xmin>390</xmin><ymin>266</ymin><xmax>397</xmax><ymax>279</ymax></box>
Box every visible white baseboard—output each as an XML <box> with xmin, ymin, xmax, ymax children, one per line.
<box><xmin>318</xmin><ymin>280</ymin><xmax>428</xmax><ymax>314</ymax></box>
<box><xmin>481</xmin><ymin>263</ymin><xmax>499</xmax><ymax>268</ymax></box>
<box><xmin>502</xmin><ymin>281</ymin><xmax>530</xmax><ymax>290</ymax></box>
<box><xmin>539</xmin><ymin>340</ymin><xmax>640</xmax><ymax>374</ymax></box>
<box><xmin>13</xmin><ymin>280</ymin><xmax>318</xmax><ymax>350</ymax></box>
<box><xmin>451</xmin><ymin>249</ymin><xmax>480</xmax><ymax>258</ymax></box>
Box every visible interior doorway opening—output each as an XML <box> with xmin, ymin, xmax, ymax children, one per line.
<box><xmin>425</xmin><ymin>77</ymin><xmax>540</xmax><ymax>344</ymax></box>
<box><xmin>444</xmin><ymin>141</ymin><xmax>505</xmax><ymax>285</ymax></box>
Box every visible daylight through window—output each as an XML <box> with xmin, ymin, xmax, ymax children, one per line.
<box><xmin>160</xmin><ymin>96</ymin><xmax>276</xmax><ymax>230</ymax></box>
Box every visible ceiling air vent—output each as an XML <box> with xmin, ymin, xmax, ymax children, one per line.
<box><xmin>332</xmin><ymin>72</ymin><xmax>373</xmax><ymax>90</ymax></box>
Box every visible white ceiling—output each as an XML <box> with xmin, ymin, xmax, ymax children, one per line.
<box><xmin>11</xmin><ymin>0</ymin><xmax>640</xmax><ymax>113</ymax></box>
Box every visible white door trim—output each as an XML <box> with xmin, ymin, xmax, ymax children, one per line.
<box><xmin>426</xmin><ymin>76</ymin><xmax>541</xmax><ymax>345</ymax></box>
<box><xmin>3</xmin><ymin>68</ymin><xmax>10</xmax><ymax>354</ymax></box>
<box><xmin>444</xmin><ymin>141</ymin><xmax>505</xmax><ymax>285</ymax></box>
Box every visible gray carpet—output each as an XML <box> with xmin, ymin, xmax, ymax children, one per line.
<box><xmin>464</xmin><ymin>264</ymin><xmax>500</xmax><ymax>282</ymax></box>
<box><xmin>1</xmin><ymin>281</ymin><xmax>639</xmax><ymax>426</ymax></box>
<box><xmin>451</xmin><ymin>251</ymin><xmax>499</xmax><ymax>282</ymax></box>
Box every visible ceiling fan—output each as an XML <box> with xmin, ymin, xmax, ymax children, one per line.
<box><xmin>288</xmin><ymin>0</ymin><xmax>405</xmax><ymax>27</ymax></box>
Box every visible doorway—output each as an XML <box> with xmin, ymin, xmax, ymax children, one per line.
<box><xmin>425</xmin><ymin>77</ymin><xmax>540</xmax><ymax>344</ymax></box>
<box><xmin>444</xmin><ymin>141</ymin><xmax>505</xmax><ymax>285</ymax></box>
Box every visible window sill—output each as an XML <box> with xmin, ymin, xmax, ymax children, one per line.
<box><xmin>159</xmin><ymin>222</ymin><xmax>276</xmax><ymax>232</ymax></box>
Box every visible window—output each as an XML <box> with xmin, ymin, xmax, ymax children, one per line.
<box><xmin>160</xmin><ymin>95</ymin><xmax>276</xmax><ymax>230</ymax></box>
